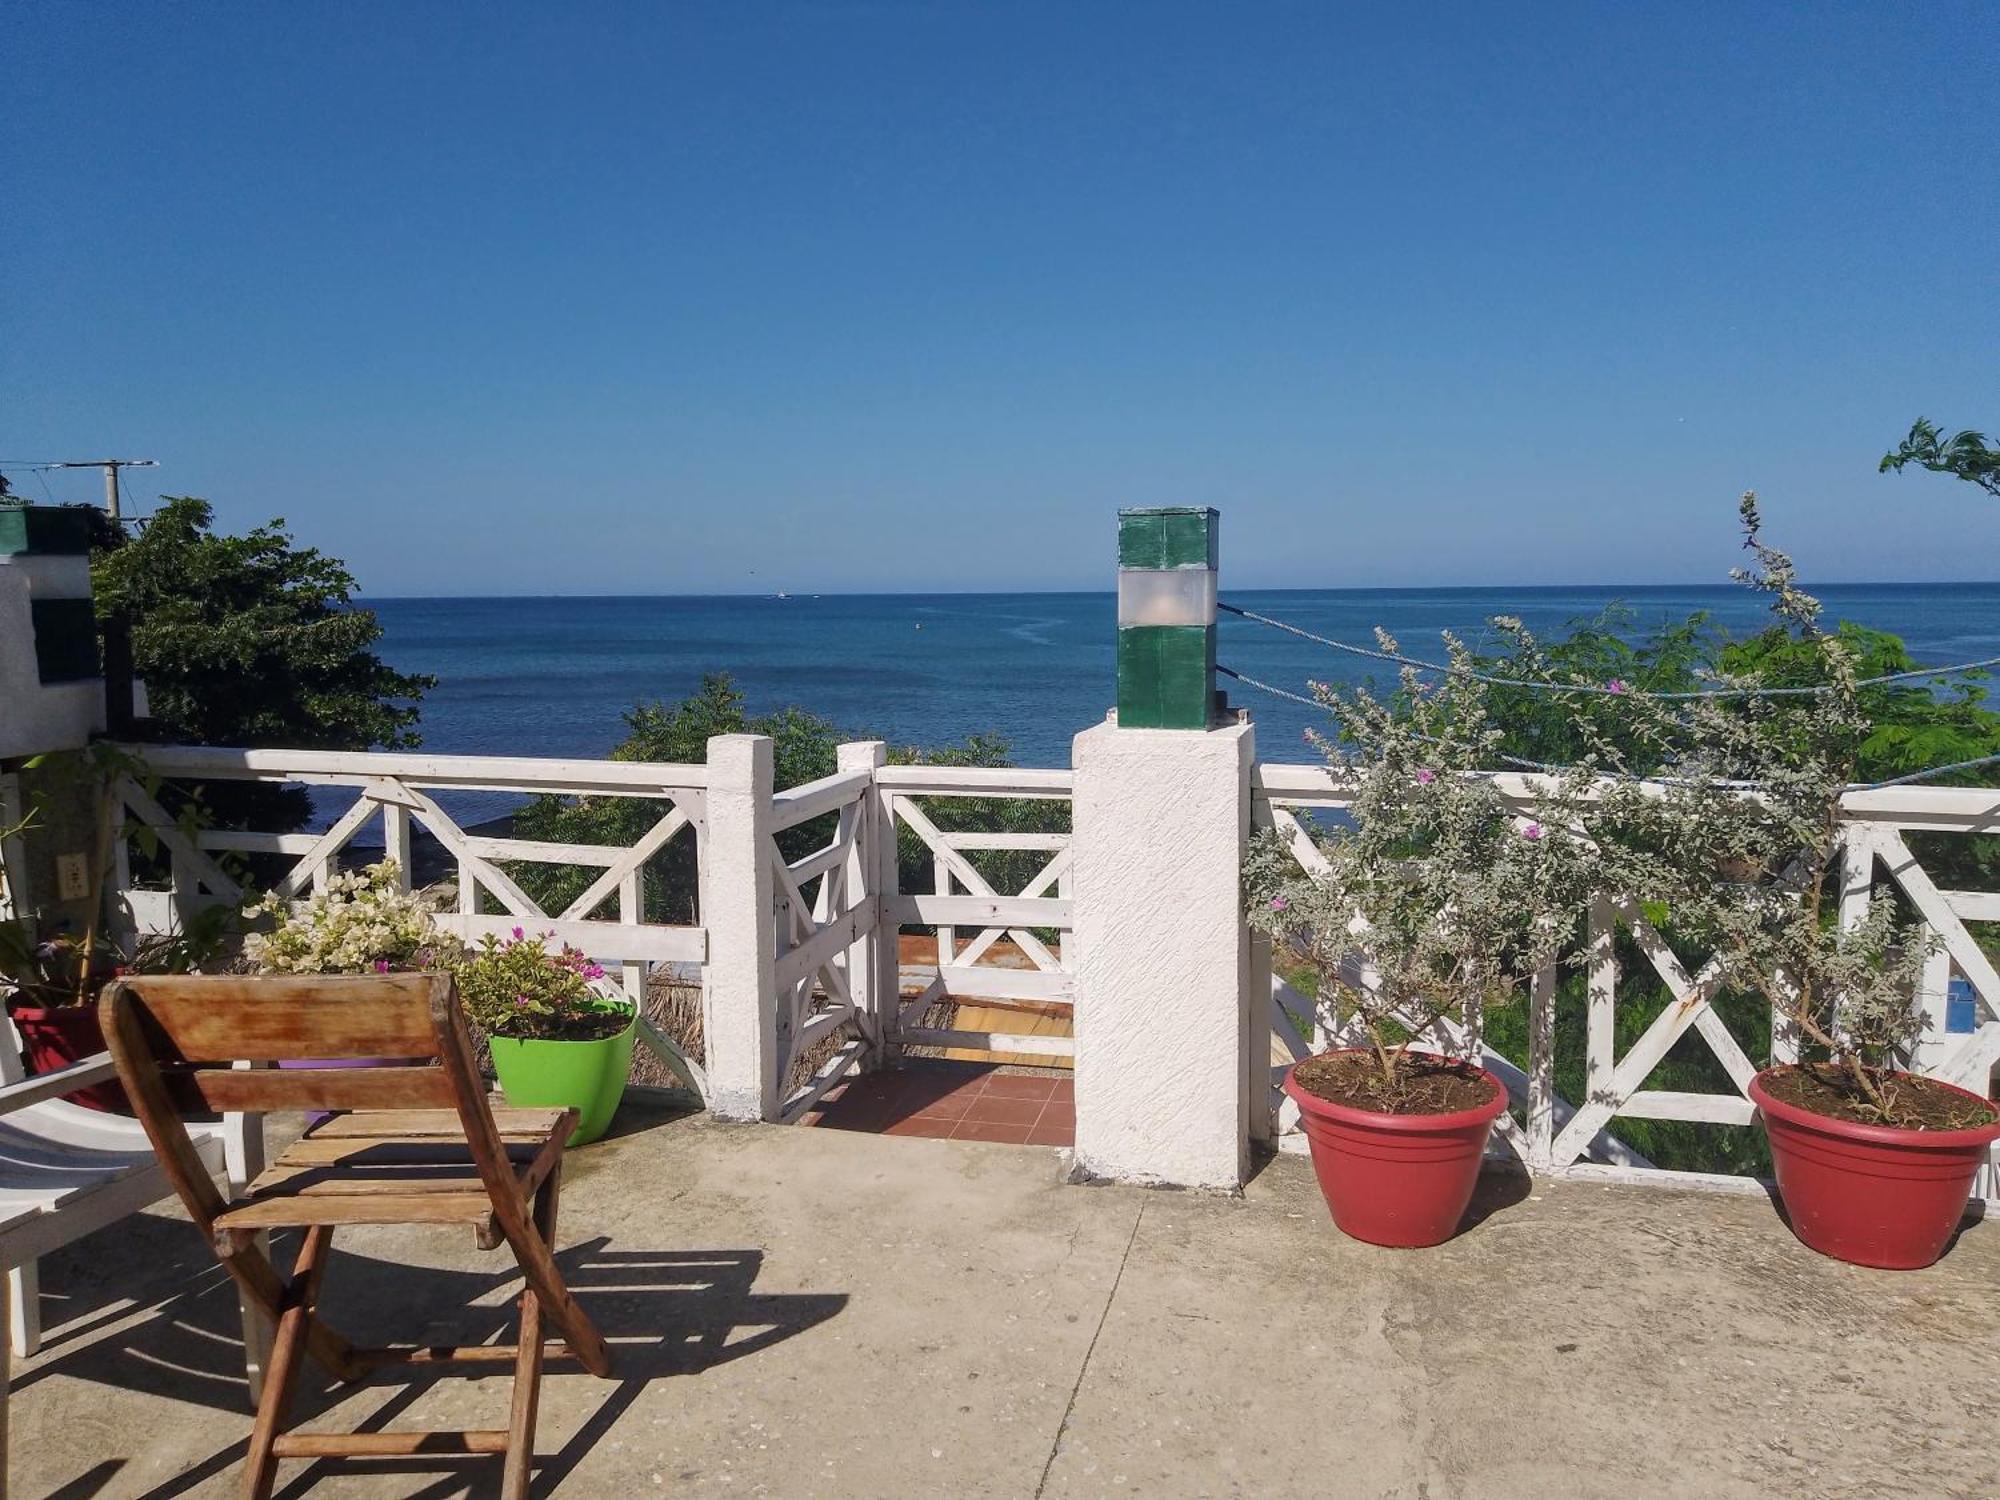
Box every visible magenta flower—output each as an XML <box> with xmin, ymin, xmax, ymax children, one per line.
<box><xmin>1269</xmin><ymin>895</ymin><xmax>1289</xmax><ymax>913</ymax></box>
<box><xmin>510</xmin><ymin>926</ymin><xmax>525</xmax><ymax>942</ymax></box>
<box><xmin>1606</xmin><ymin>679</ymin><xmax>1628</xmax><ymax>695</ymax></box>
<box><xmin>1522</xmin><ymin>823</ymin><xmax>1544</xmax><ymax>840</ymax></box>
<box><xmin>1415</xmin><ymin>768</ymin><xmax>1436</xmax><ymax>785</ymax></box>
<box><xmin>372</xmin><ymin>959</ymin><xmax>391</xmax><ymax>973</ymax></box>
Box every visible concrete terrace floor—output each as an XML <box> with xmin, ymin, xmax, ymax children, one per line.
<box><xmin>11</xmin><ymin>1103</ymin><xmax>2000</xmax><ymax>1500</ymax></box>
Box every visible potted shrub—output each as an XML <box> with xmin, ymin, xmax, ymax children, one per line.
<box><xmin>454</xmin><ymin>928</ymin><xmax>635</xmax><ymax>1146</ymax></box>
<box><xmin>243</xmin><ymin>859</ymin><xmax>450</xmax><ymax>980</ymax></box>
<box><xmin>1639</xmin><ymin>499</ymin><xmax>2000</xmax><ymax>1268</ymax></box>
<box><xmin>245</xmin><ymin>860</ymin><xmax>458</xmax><ymax>1121</ymax></box>
<box><xmin>1</xmin><ymin>745</ymin><xmax>237</xmax><ymax>1109</ymax></box>
<box><xmin>1248</xmin><ymin>628</ymin><xmax>1623</xmax><ymax>1247</ymax></box>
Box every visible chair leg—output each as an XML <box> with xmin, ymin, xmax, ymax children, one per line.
<box><xmin>501</xmin><ymin>1282</ymin><xmax>545</xmax><ymax>1500</ymax></box>
<box><xmin>239</xmin><ymin>1232</ymin><xmax>274</xmax><ymax>1409</ymax></box>
<box><xmin>501</xmin><ymin>1170</ymin><xmax>564</xmax><ymax>1499</ymax></box>
<box><xmin>6</xmin><ymin>1266</ymin><xmax>36</xmax><ymax>1360</ymax></box>
<box><xmin>500</xmin><ymin>1164</ymin><xmax>612</xmax><ymax>1380</ymax></box>
<box><xmin>242</xmin><ymin>1226</ymin><xmax>335</xmax><ymax>1500</ymax></box>
<box><xmin>2</xmin><ymin>1273</ymin><xmax>12</xmax><ymax>1500</ymax></box>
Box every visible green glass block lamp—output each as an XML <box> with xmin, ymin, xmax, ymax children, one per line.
<box><xmin>1116</xmin><ymin>506</ymin><xmax>1219</xmax><ymax>729</ymax></box>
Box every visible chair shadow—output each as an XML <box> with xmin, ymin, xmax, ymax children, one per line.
<box><xmin>19</xmin><ymin>1216</ymin><xmax>844</xmax><ymax>1500</ymax></box>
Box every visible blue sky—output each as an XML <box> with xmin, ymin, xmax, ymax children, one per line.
<box><xmin>5</xmin><ymin>3</ymin><xmax>1995</xmax><ymax>596</ymax></box>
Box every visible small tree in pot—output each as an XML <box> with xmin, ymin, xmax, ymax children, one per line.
<box><xmin>1633</xmin><ymin>497</ymin><xmax>1999</xmax><ymax>1268</ymax></box>
<box><xmin>1248</xmin><ymin>629</ymin><xmax>1631</xmax><ymax>1247</ymax></box>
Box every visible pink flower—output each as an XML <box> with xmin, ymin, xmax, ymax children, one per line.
<box><xmin>372</xmin><ymin>959</ymin><xmax>391</xmax><ymax>973</ymax></box>
<box><xmin>1606</xmin><ymin>679</ymin><xmax>1628</xmax><ymax>695</ymax></box>
<box><xmin>510</xmin><ymin>926</ymin><xmax>525</xmax><ymax>942</ymax></box>
<box><xmin>1269</xmin><ymin>896</ymin><xmax>1289</xmax><ymax>912</ymax></box>
<box><xmin>1522</xmin><ymin>823</ymin><xmax>1544</xmax><ymax>840</ymax></box>
<box><xmin>1415</xmin><ymin>768</ymin><xmax>1436</xmax><ymax>785</ymax></box>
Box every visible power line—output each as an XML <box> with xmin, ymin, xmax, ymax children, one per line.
<box><xmin>1219</xmin><ymin>600</ymin><xmax>2000</xmax><ymax>700</ymax></box>
<box><xmin>1217</xmin><ymin>664</ymin><xmax>2000</xmax><ymax>792</ymax></box>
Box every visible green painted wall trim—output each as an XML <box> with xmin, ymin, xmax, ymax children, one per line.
<box><xmin>1117</xmin><ymin>507</ymin><xmax>1219</xmax><ymax>570</ymax></box>
<box><xmin>1116</xmin><ymin>623</ymin><xmax>1215</xmax><ymax>729</ymax></box>
<box><xmin>30</xmin><ymin>598</ymin><xmax>102</xmax><ymax>683</ymax></box>
<box><xmin>0</xmin><ymin>505</ymin><xmax>97</xmax><ymax>558</ymax></box>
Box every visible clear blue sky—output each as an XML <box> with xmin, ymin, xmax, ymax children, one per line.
<box><xmin>5</xmin><ymin>2</ymin><xmax>1995</xmax><ymax>596</ymax></box>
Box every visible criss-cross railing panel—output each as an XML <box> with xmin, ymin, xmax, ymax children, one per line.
<box><xmin>105</xmin><ymin>745</ymin><xmax>712</xmax><ymax>1100</ymax></box>
<box><xmin>874</xmin><ymin>764</ymin><xmax>1074</xmax><ymax>1063</ymax></box>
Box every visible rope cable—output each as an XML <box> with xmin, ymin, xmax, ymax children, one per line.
<box><xmin>1219</xmin><ymin>600</ymin><xmax>2000</xmax><ymax>700</ymax></box>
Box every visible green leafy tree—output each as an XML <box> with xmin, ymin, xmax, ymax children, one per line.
<box><xmin>1881</xmin><ymin>417</ymin><xmax>2000</xmax><ymax>499</ymax></box>
<box><xmin>91</xmin><ymin>497</ymin><xmax>434</xmax><ymax>831</ymax></box>
<box><xmin>512</xmin><ymin>674</ymin><xmax>1065</xmax><ymax>927</ymax></box>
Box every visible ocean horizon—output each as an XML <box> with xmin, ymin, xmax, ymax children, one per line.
<box><xmin>371</xmin><ymin>582</ymin><xmax>2000</xmax><ymax>774</ymax></box>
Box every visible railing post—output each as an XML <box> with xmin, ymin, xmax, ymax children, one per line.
<box><xmin>835</xmin><ymin>740</ymin><xmax>891</xmax><ymax>1064</ymax></box>
<box><xmin>1070</xmin><ymin>715</ymin><xmax>1256</xmax><ymax>1190</ymax></box>
<box><xmin>703</xmin><ymin>733</ymin><xmax>779</xmax><ymax>1122</ymax></box>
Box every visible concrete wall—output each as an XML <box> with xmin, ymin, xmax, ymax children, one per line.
<box><xmin>1071</xmin><ymin>717</ymin><xmax>1256</xmax><ymax>1191</ymax></box>
<box><xmin>0</xmin><ymin>553</ymin><xmax>103</xmax><ymax>761</ymax></box>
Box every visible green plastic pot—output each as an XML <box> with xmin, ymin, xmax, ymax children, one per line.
<box><xmin>487</xmin><ymin>1002</ymin><xmax>637</xmax><ymax>1146</ymax></box>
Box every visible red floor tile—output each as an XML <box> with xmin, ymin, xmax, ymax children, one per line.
<box><xmin>803</xmin><ymin>1063</ymin><xmax>1074</xmax><ymax>1147</ymax></box>
<box><xmin>951</xmin><ymin>1119</ymin><xmax>1035</xmax><ymax>1144</ymax></box>
<box><xmin>981</xmin><ymin>1074</ymin><xmax>1060</xmax><ymax>1101</ymax></box>
<box><xmin>959</xmin><ymin>1096</ymin><xmax>1043</xmax><ymax>1127</ymax></box>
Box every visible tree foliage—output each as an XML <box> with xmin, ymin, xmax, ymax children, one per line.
<box><xmin>510</xmin><ymin>673</ymin><xmax>1065</xmax><ymax>928</ymax></box>
<box><xmin>1880</xmin><ymin>417</ymin><xmax>2000</xmax><ymax>499</ymax></box>
<box><xmin>91</xmin><ymin>497</ymin><xmax>434</xmax><ymax>831</ymax></box>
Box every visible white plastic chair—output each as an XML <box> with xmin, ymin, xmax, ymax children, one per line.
<box><xmin>0</xmin><ymin>1012</ymin><xmax>267</xmax><ymax>1472</ymax></box>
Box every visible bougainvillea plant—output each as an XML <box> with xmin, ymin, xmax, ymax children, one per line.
<box><xmin>244</xmin><ymin>860</ymin><xmax>452</xmax><ymax>974</ymax></box>
<box><xmin>452</xmin><ymin>927</ymin><xmax>622</xmax><ymax>1041</ymax></box>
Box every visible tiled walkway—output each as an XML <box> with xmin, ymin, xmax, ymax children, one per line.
<box><xmin>802</xmin><ymin>1060</ymin><xmax>1074</xmax><ymax>1146</ymax></box>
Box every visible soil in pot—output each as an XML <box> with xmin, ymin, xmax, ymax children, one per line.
<box><xmin>488</xmin><ymin>1003</ymin><xmax>637</xmax><ymax>1147</ymax></box>
<box><xmin>1752</xmin><ymin>1063</ymin><xmax>2000</xmax><ymax>1271</ymax></box>
<box><xmin>1284</xmin><ymin>1048</ymin><xmax>1509</xmax><ymax>1249</ymax></box>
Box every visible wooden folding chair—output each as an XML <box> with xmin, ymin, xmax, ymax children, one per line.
<box><xmin>100</xmin><ymin>971</ymin><xmax>613</xmax><ymax>1500</ymax></box>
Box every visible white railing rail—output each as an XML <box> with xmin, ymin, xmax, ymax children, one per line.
<box><xmin>93</xmin><ymin>741</ymin><xmax>1996</xmax><ymax>1199</ymax></box>
<box><xmin>107</xmin><ymin>743</ymin><xmax>712</xmax><ymax>1097</ymax></box>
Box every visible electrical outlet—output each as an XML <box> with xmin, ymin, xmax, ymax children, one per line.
<box><xmin>57</xmin><ymin>853</ymin><xmax>90</xmax><ymax>901</ymax></box>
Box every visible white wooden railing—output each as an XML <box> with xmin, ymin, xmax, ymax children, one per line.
<box><xmin>108</xmin><ymin>744</ymin><xmax>712</xmax><ymax>1095</ymax></box>
<box><xmin>96</xmin><ymin>741</ymin><xmax>1997</xmax><ymax>1200</ymax></box>
<box><xmin>1255</xmin><ymin>762</ymin><xmax>2000</xmax><ymax>1201</ymax></box>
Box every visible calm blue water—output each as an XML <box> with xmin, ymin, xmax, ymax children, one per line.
<box><xmin>371</xmin><ymin>584</ymin><xmax>2000</xmax><ymax>772</ymax></box>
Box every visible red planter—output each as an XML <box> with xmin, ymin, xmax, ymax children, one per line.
<box><xmin>1750</xmin><ymin>1068</ymin><xmax>2000</xmax><ymax>1270</ymax></box>
<box><xmin>10</xmin><ymin>1004</ymin><xmax>130</xmax><ymax>1112</ymax></box>
<box><xmin>1283</xmin><ymin>1051</ymin><xmax>1510</xmax><ymax>1247</ymax></box>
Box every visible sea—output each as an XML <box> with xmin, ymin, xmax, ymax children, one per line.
<box><xmin>371</xmin><ymin>584</ymin><xmax>2000</xmax><ymax>776</ymax></box>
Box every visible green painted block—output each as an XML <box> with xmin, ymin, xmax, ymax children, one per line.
<box><xmin>1117</xmin><ymin>624</ymin><xmax>1215</xmax><ymax>729</ymax></box>
<box><xmin>30</xmin><ymin>597</ymin><xmax>101</xmax><ymax>683</ymax></box>
<box><xmin>0</xmin><ymin>505</ymin><xmax>96</xmax><ymax>557</ymax></box>
<box><xmin>1117</xmin><ymin>507</ymin><xmax>1218</xmax><ymax>570</ymax></box>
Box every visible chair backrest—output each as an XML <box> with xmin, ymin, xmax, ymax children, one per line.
<box><xmin>101</xmin><ymin>972</ymin><xmax>498</xmax><ymax>1231</ymax></box>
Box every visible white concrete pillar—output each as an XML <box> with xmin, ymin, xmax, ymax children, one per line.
<box><xmin>702</xmin><ymin>733</ymin><xmax>778</xmax><ymax>1122</ymax></box>
<box><xmin>835</xmin><ymin>740</ymin><xmax>892</xmax><ymax>1062</ymax></box>
<box><xmin>1071</xmin><ymin>716</ymin><xmax>1256</xmax><ymax>1190</ymax></box>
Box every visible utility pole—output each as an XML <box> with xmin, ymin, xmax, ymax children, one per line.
<box><xmin>55</xmin><ymin>458</ymin><xmax>156</xmax><ymax>521</ymax></box>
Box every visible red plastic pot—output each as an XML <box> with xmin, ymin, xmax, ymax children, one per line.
<box><xmin>1750</xmin><ymin>1067</ymin><xmax>2000</xmax><ymax>1270</ymax></box>
<box><xmin>10</xmin><ymin>1004</ymin><xmax>130</xmax><ymax>1112</ymax></box>
<box><xmin>1283</xmin><ymin>1050</ymin><xmax>1510</xmax><ymax>1248</ymax></box>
